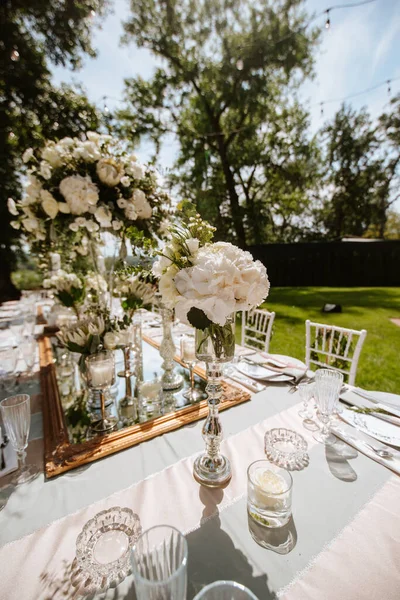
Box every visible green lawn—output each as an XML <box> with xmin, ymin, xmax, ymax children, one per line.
<box><xmin>244</xmin><ymin>287</ymin><xmax>400</xmax><ymax>394</ymax></box>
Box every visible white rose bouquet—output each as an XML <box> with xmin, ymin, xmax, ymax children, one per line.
<box><xmin>9</xmin><ymin>132</ymin><xmax>172</xmax><ymax>254</ymax></box>
<box><xmin>153</xmin><ymin>201</ymin><xmax>270</xmax><ymax>359</ymax></box>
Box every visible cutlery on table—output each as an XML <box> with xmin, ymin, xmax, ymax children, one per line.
<box><xmin>332</xmin><ymin>425</ymin><xmax>400</xmax><ymax>471</ymax></box>
<box><xmin>362</xmin><ymin>443</ymin><xmax>393</xmax><ymax>459</ymax></box>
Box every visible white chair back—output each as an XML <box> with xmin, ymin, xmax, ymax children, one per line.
<box><xmin>241</xmin><ymin>309</ymin><xmax>275</xmax><ymax>353</ymax></box>
<box><xmin>305</xmin><ymin>320</ymin><xmax>367</xmax><ymax>385</ymax></box>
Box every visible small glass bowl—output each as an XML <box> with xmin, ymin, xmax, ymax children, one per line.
<box><xmin>264</xmin><ymin>428</ymin><xmax>309</xmax><ymax>471</ymax></box>
<box><xmin>72</xmin><ymin>507</ymin><xmax>141</xmax><ymax>595</ymax></box>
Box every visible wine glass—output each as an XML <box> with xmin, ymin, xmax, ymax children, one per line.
<box><xmin>298</xmin><ymin>382</ymin><xmax>319</xmax><ymax>431</ymax></box>
<box><xmin>86</xmin><ymin>351</ymin><xmax>117</xmax><ymax>433</ymax></box>
<box><xmin>0</xmin><ymin>394</ymin><xmax>39</xmax><ymax>484</ymax></box>
<box><xmin>20</xmin><ymin>337</ymin><xmax>37</xmax><ymax>375</ymax></box>
<box><xmin>0</xmin><ymin>345</ymin><xmax>19</xmax><ymax>397</ymax></box>
<box><xmin>180</xmin><ymin>335</ymin><xmax>205</xmax><ymax>402</ymax></box>
<box><xmin>313</xmin><ymin>369</ymin><xmax>344</xmax><ymax>445</ymax></box>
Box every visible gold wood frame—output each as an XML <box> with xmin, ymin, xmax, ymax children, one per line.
<box><xmin>39</xmin><ymin>335</ymin><xmax>250</xmax><ymax>478</ymax></box>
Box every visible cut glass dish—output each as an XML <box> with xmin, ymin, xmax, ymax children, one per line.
<box><xmin>264</xmin><ymin>428</ymin><xmax>309</xmax><ymax>470</ymax></box>
<box><xmin>72</xmin><ymin>506</ymin><xmax>141</xmax><ymax>595</ymax></box>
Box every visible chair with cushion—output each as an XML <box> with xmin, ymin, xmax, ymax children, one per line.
<box><xmin>305</xmin><ymin>320</ymin><xmax>367</xmax><ymax>385</ymax></box>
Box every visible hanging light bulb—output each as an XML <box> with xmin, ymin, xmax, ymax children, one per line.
<box><xmin>10</xmin><ymin>48</ymin><xmax>20</xmax><ymax>62</ymax></box>
<box><xmin>387</xmin><ymin>80</ymin><xmax>391</xmax><ymax>95</ymax></box>
<box><xmin>320</xmin><ymin>103</ymin><xmax>324</xmax><ymax>117</ymax></box>
<box><xmin>236</xmin><ymin>59</ymin><xmax>244</xmax><ymax>71</ymax></box>
<box><xmin>103</xmin><ymin>96</ymin><xmax>109</xmax><ymax>114</ymax></box>
<box><xmin>325</xmin><ymin>10</ymin><xmax>331</xmax><ymax>30</ymax></box>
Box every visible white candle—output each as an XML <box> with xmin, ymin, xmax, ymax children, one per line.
<box><xmin>180</xmin><ymin>337</ymin><xmax>196</xmax><ymax>363</ymax></box>
<box><xmin>253</xmin><ymin>468</ymin><xmax>286</xmax><ymax>509</ymax></box>
<box><xmin>90</xmin><ymin>360</ymin><xmax>114</xmax><ymax>387</ymax></box>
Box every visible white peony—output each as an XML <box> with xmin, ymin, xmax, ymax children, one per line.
<box><xmin>7</xmin><ymin>197</ymin><xmax>18</xmax><ymax>216</ymax></box>
<box><xmin>73</xmin><ymin>141</ymin><xmax>101</xmax><ymax>162</ymax></box>
<box><xmin>40</xmin><ymin>161</ymin><xmax>52</xmax><ymax>180</ymax></box>
<box><xmin>22</xmin><ymin>148</ymin><xmax>34</xmax><ymax>163</ymax></box>
<box><xmin>120</xmin><ymin>176</ymin><xmax>130</xmax><ymax>187</ymax></box>
<box><xmin>131</xmin><ymin>189</ymin><xmax>152</xmax><ymax>219</ymax></box>
<box><xmin>94</xmin><ymin>205</ymin><xmax>112</xmax><ymax>228</ymax></box>
<box><xmin>41</xmin><ymin>143</ymin><xmax>63</xmax><ymax>168</ymax></box>
<box><xmin>58</xmin><ymin>137</ymin><xmax>74</xmax><ymax>149</ymax></box>
<box><xmin>104</xmin><ymin>332</ymin><xmax>118</xmax><ymax>350</ymax></box>
<box><xmin>124</xmin><ymin>202</ymin><xmax>138</xmax><ymax>221</ymax></box>
<box><xmin>96</xmin><ymin>158</ymin><xmax>123</xmax><ymax>186</ymax></box>
<box><xmin>152</xmin><ymin>254</ymin><xmax>173</xmax><ymax>278</ymax></box>
<box><xmin>127</xmin><ymin>163</ymin><xmax>145</xmax><ymax>180</ymax></box>
<box><xmin>40</xmin><ymin>190</ymin><xmax>59</xmax><ymax>219</ymax></box>
<box><xmin>58</xmin><ymin>202</ymin><xmax>70</xmax><ymax>214</ymax></box>
<box><xmin>59</xmin><ymin>175</ymin><xmax>99</xmax><ymax>215</ymax></box>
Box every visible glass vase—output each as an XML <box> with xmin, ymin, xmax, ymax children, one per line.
<box><xmin>193</xmin><ymin>314</ymin><xmax>235</xmax><ymax>488</ymax></box>
<box><xmin>159</xmin><ymin>307</ymin><xmax>183</xmax><ymax>390</ymax></box>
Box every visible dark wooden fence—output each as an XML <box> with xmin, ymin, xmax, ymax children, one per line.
<box><xmin>248</xmin><ymin>241</ymin><xmax>400</xmax><ymax>287</ymax></box>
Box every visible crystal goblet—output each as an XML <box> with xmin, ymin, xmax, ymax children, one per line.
<box><xmin>0</xmin><ymin>394</ymin><xmax>39</xmax><ymax>484</ymax></box>
<box><xmin>298</xmin><ymin>382</ymin><xmax>319</xmax><ymax>431</ymax></box>
<box><xmin>86</xmin><ymin>351</ymin><xmax>117</xmax><ymax>433</ymax></box>
<box><xmin>313</xmin><ymin>369</ymin><xmax>344</xmax><ymax>445</ymax></box>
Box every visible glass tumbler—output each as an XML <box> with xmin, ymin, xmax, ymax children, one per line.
<box><xmin>131</xmin><ymin>525</ymin><xmax>188</xmax><ymax>600</ymax></box>
<box><xmin>0</xmin><ymin>394</ymin><xmax>39</xmax><ymax>484</ymax></box>
<box><xmin>194</xmin><ymin>581</ymin><xmax>259</xmax><ymax>599</ymax></box>
<box><xmin>313</xmin><ymin>369</ymin><xmax>344</xmax><ymax>445</ymax></box>
<box><xmin>247</xmin><ymin>460</ymin><xmax>293</xmax><ymax>528</ymax></box>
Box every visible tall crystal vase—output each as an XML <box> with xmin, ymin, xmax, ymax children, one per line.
<box><xmin>159</xmin><ymin>307</ymin><xmax>183</xmax><ymax>390</ymax></box>
<box><xmin>193</xmin><ymin>314</ymin><xmax>235</xmax><ymax>488</ymax></box>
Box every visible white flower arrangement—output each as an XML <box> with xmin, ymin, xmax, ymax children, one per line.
<box><xmin>153</xmin><ymin>202</ymin><xmax>270</xmax><ymax>328</ymax></box>
<box><xmin>57</xmin><ymin>316</ymin><xmax>107</xmax><ymax>356</ymax></box>
<box><xmin>9</xmin><ymin>133</ymin><xmax>172</xmax><ymax>250</ymax></box>
<box><xmin>43</xmin><ymin>270</ymin><xmax>82</xmax><ymax>293</ymax></box>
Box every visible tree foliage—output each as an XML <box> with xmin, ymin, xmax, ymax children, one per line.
<box><xmin>120</xmin><ymin>0</ymin><xmax>320</xmax><ymax>247</ymax></box>
<box><xmin>0</xmin><ymin>0</ymin><xmax>108</xmax><ymax>300</ymax></box>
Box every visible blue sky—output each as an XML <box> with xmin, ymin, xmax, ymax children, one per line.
<box><xmin>52</xmin><ymin>0</ymin><xmax>400</xmax><ymax>176</ymax></box>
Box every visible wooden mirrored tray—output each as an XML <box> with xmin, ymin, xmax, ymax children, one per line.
<box><xmin>39</xmin><ymin>330</ymin><xmax>250</xmax><ymax>478</ymax></box>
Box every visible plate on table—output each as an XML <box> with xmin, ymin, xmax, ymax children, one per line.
<box><xmin>352</xmin><ymin>388</ymin><xmax>400</xmax><ymax>409</ymax></box>
<box><xmin>341</xmin><ymin>407</ymin><xmax>400</xmax><ymax>448</ymax></box>
<box><xmin>236</xmin><ymin>361</ymin><xmax>293</xmax><ymax>383</ymax></box>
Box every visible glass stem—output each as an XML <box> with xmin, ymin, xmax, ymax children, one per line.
<box><xmin>189</xmin><ymin>364</ymin><xmax>194</xmax><ymax>391</ymax></box>
<box><xmin>320</xmin><ymin>416</ymin><xmax>329</xmax><ymax>438</ymax></box>
<box><xmin>100</xmin><ymin>390</ymin><xmax>106</xmax><ymax>420</ymax></box>
<box><xmin>17</xmin><ymin>449</ymin><xmax>26</xmax><ymax>470</ymax></box>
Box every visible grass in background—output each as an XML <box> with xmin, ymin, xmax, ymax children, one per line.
<box><xmin>249</xmin><ymin>287</ymin><xmax>400</xmax><ymax>394</ymax></box>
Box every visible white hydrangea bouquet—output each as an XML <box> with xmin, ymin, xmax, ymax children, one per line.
<box><xmin>8</xmin><ymin>132</ymin><xmax>171</xmax><ymax>254</ymax></box>
<box><xmin>153</xmin><ymin>202</ymin><xmax>270</xmax><ymax>360</ymax></box>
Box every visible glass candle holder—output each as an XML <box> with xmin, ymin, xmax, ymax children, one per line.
<box><xmin>180</xmin><ymin>335</ymin><xmax>205</xmax><ymax>402</ymax></box>
<box><xmin>247</xmin><ymin>460</ymin><xmax>293</xmax><ymax>528</ymax></box>
<box><xmin>138</xmin><ymin>379</ymin><xmax>162</xmax><ymax>420</ymax></box>
<box><xmin>86</xmin><ymin>351</ymin><xmax>117</xmax><ymax>434</ymax></box>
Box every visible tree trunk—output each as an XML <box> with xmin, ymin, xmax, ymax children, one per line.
<box><xmin>215</xmin><ymin>137</ymin><xmax>247</xmax><ymax>248</ymax></box>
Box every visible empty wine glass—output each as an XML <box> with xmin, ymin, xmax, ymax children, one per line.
<box><xmin>313</xmin><ymin>369</ymin><xmax>344</xmax><ymax>445</ymax></box>
<box><xmin>0</xmin><ymin>394</ymin><xmax>39</xmax><ymax>484</ymax></box>
<box><xmin>131</xmin><ymin>525</ymin><xmax>188</xmax><ymax>600</ymax></box>
<box><xmin>298</xmin><ymin>382</ymin><xmax>319</xmax><ymax>431</ymax></box>
<box><xmin>0</xmin><ymin>345</ymin><xmax>19</xmax><ymax>396</ymax></box>
<box><xmin>20</xmin><ymin>337</ymin><xmax>37</xmax><ymax>374</ymax></box>
<box><xmin>9</xmin><ymin>313</ymin><xmax>24</xmax><ymax>345</ymax></box>
<box><xmin>194</xmin><ymin>581</ymin><xmax>259</xmax><ymax>599</ymax></box>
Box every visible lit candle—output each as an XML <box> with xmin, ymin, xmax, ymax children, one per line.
<box><xmin>180</xmin><ymin>336</ymin><xmax>196</xmax><ymax>363</ymax></box>
<box><xmin>89</xmin><ymin>360</ymin><xmax>114</xmax><ymax>387</ymax></box>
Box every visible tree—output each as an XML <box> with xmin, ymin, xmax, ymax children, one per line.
<box><xmin>319</xmin><ymin>104</ymin><xmax>388</xmax><ymax>240</ymax></box>
<box><xmin>0</xmin><ymin>0</ymin><xmax>108</xmax><ymax>301</ymax></box>
<box><xmin>120</xmin><ymin>0</ymin><xmax>320</xmax><ymax>247</ymax></box>
<box><xmin>377</xmin><ymin>94</ymin><xmax>400</xmax><ymax>236</ymax></box>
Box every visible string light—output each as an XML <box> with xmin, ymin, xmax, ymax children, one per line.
<box><xmin>10</xmin><ymin>48</ymin><xmax>20</xmax><ymax>62</ymax></box>
<box><xmin>325</xmin><ymin>9</ymin><xmax>331</xmax><ymax>29</ymax></box>
<box><xmin>320</xmin><ymin>103</ymin><xmax>324</xmax><ymax>117</ymax></box>
<box><xmin>387</xmin><ymin>80</ymin><xmax>391</xmax><ymax>95</ymax></box>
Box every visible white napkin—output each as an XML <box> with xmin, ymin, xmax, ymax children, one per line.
<box><xmin>332</xmin><ymin>422</ymin><xmax>400</xmax><ymax>476</ymax></box>
<box><xmin>340</xmin><ymin>389</ymin><xmax>400</xmax><ymax>426</ymax></box>
<box><xmin>226</xmin><ymin>373</ymin><xmax>265</xmax><ymax>393</ymax></box>
<box><xmin>243</xmin><ymin>353</ymin><xmax>307</xmax><ymax>380</ymax></box>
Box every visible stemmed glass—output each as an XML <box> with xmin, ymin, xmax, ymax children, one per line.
<box><xmin>0</xmin><ymin>394</ymin><xmax>39</xmax><ymax>484</ymax></box>
<box><xmin>194</xmin><ymin>581</ymin><xmax>259</xmax><ymax>599</ymax></box>
<box><xmin>180</xmin><ymin>335</ymin><xmax>205</xmax><ymax>402</ymax></box>
<box><xmin>20</xmin><ymin>337</ymin><xmax>37</xmax><ymax>375</ymax></box>
<box><xmin>313</xmin><ymin>369</ymin><xmax>344</xmax><ymax>445</ymax></box>
<box><xmin>86</xmin><ymin>351</ymin><xmax>117</xmax><ymax>433</ymax></box>
<box><xmin>131</xmin><ymin>525</ymin><xmax>188</xmax><ymax>600</ymax></box>
<box><xmin>298</xmin><ymin>382</ymin><xmax>319</xmax><ymax>431</ymax></box>
<box><xmin>0</xmin><ymin>345</ymin><xmax>19</xmax><ymax>396</ymax></box>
